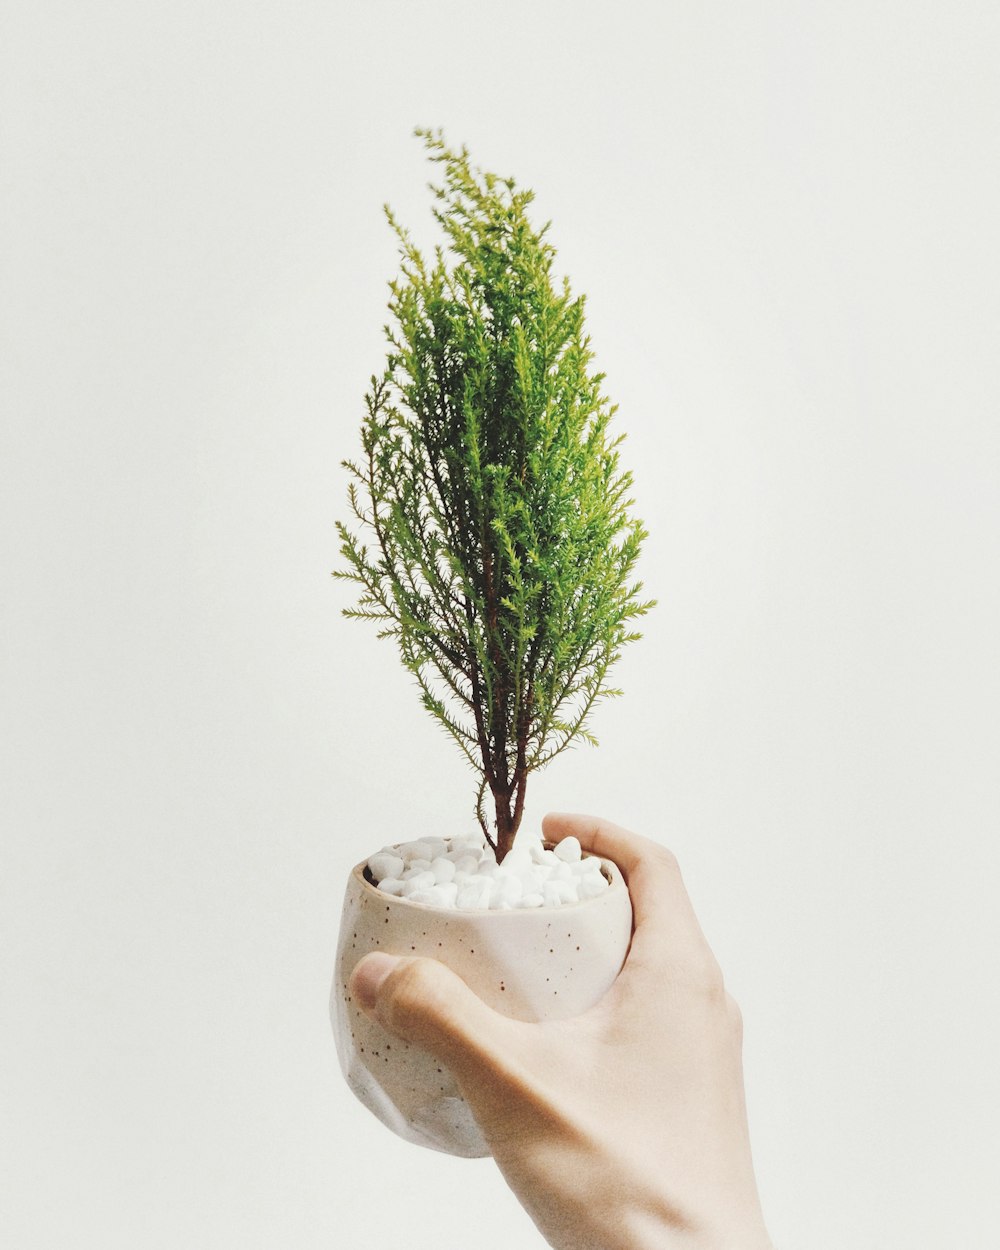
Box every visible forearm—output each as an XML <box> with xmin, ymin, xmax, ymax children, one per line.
<box><xmin>485</xmin><ymin>1115</ymin><xmax>771</xmax><ymax>1250</ymax></box>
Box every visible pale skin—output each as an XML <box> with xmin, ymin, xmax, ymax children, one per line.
<box><xmin>349</xmin><ymin>813</ymin><xmax>774</xmax><ymax>1250</ymax></box>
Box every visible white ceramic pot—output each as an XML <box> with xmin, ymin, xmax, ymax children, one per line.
<box><xmin>331</xmin><ymin>842</ymin><xmax>633</xmax><ymax>1157</ymax></box>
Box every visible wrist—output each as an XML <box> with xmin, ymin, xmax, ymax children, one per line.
<box><xmin>608</xmin><ymin>1196</ymin><xmax>772</xmax><ymax>1250</ymax></box>
<box><xmin>583</xmin><ymin>1194</ymin><xmax>770</xmax><ymax>1250</ymax></box>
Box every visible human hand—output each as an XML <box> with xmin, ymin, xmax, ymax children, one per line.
<box><xmin>349</xmin><ymin>814</ymin><xmax>773</xmax><ymax>1250</ymax></box>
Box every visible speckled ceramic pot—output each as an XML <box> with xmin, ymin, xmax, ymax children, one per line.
<box><xmin>331</xmin><ymin>843</ymin><xmax>633</xmax><ymax>1158</ymax></box>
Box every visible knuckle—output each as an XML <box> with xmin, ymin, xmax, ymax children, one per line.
<box><xmin>651</xmin><ymin>843</ymin><xmax>680</xmax><ymax>872</ymax></box>
<box><xmin>643</xmin><ymin>843</ymin><xmax>681</xmax><ymax>883</ymax></box>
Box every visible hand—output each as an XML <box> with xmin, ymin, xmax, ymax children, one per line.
<box><xmin>349</xmin><ymin>814</ymin><xmax>773</xmax><ymax>1250</ymax></box>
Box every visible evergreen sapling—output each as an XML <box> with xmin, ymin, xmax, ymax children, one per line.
<box><xmin>335</xmin><ymin>129</ymin><xmax>654</xmax><ymax>864</ymax></box>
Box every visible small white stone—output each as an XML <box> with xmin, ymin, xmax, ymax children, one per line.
<box><xmin>574</xmin><ymin>854</ymin><xmax>604</xmax><ymax>874</ymax></box>
<box><xmin>518</xmin><ymin>892</ymin><xmax>545</xmax><ymax>908</ymax></box>
<box><xmin>543</xmin><ymin>879</ymin><xmax>579</xmax><ymax>907</ymax></box>
<box><xmin>451</xmin><ymin>834</ymin><xmax>486</xmax><ymax>853</ymax></box>
<box><xmin>400</xmin><ymin>871</ymin><xmax>436</xmax><ymax>896</ymax></box>
<box><xmin>451</xmin><ymin>854</ymin><xmax>480</xmax><ymax>875</ymax></box>
<box><xmin>490</xmin><ymin>876</ymin><xmax>522</xmax><ymax>908</ymax></box>
<box><xmin>520</xmin><ymin>869</ymin><xmax>547</xmax><ymax>895</ymax></box>
<box><xmin>501</xmin><ymin>873</ymin><xmax>524</xmax><ymax>899</ymax></box>
<box><xmin>406</xmin><ymin>890</ymin><xmax>432</xmax><ymax>905</ymax></box>
<box><xmin>402</xmin><ymin>859</ymin><xmax>432</xmax><ymax>878</ymax></box>
<box><xmin>526</xmin><ymin>867</ymin><xmax>554</xmax><ymax>891</ymax></box>
<box><xmin>408</xmin><ymin>886</ymin><xmax>447</xmax><ymax>907</ymax></box>
<box><xmin>578</xmin><ymin>872</ymin><xmax>609</xmax><ymax>899</ymax></box>
<box><xmin>368</xmin><ymin>852</ymin><xmax>405</xmax><ymax>882</ymax></box>
<box><xmin>456</xmin><ymin>879</ymin><xmax>492</xmax><ymax>909</ymax></box>
<box><xmin>554</xmin><ymin>836</ymin><xmax>582</xmax><ymax>863</ymax></box>
<box><xmin>375</xmin><ymin>877</ymin><xmax>406</xmax><ymax>896</ymax></box>
<box><xmin>499</xmin><ymin>846</ymin><xmax>532</xmax><ymax>874</ymax></box>
<box><xmin>430</xmin><ymin>857</ymin><xmax>457</xmax><ymax>884</ymax></box>
<box><xmin>403</xmin><ymin>840</ymin><xmax>436</xmax><ymax>863</ymax></box>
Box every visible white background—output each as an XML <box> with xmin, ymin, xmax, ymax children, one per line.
<box><xmin>2</xmin><ymin>3</ymin><xmax>998</xmax><ymax>1247</ymax></box>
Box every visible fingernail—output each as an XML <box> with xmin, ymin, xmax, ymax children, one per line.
<box><xmin>350</xmin><ymin>952</ymin><xmax>400</xmax><ymax>1014</ymax></box>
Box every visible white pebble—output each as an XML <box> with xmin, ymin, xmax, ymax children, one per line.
<box><xmin>402</xmin><ymin>859</ymin><xmax>432</xmax><ymax>878</ymax></box>
<box><xmin>499</xmin><ymin>846</ymin><xmax>532</xmax><ymax>874</ymax></box>
<box><xmin>578</xmin><ymin>872</ymin><xmax>609</xmax><ymax>899</ymax></box>
<box><xmin>451</xmin><ymin>834</ymin><xmax>486</xmax><ymax>854</ymax></box>
<box><xmin>368</xmin><ymin>852</ymin><xmax>405</xmax><ymax>881</ymax></box>
<box><xmin>554</xmin><ymin>836</ymin><xmax>582</xmax><ymax>863</ymax></box>
<box><xmin>501</xmin><ymin>873</ymin><xmax>525</xmax><ymax>899</ymax></box>
<box><xmin>403</xmin><ymin>840</ymin><xmax>436</xmax><ymax>863</ymax></box>
<box><xmin>519</xmin><ymin>892</ymin><xmax>545</xmax><ymax>908</ymax></box>
<box><xmin>375</xmin><ymin>877</ymin><xmax>406</xmax><ymax>896</ymax></box>
<box><xmin>490</xmin><ymin>876</ymin><xmax>523</xmax><ymax>908</ymax></box>
<box><xmin>400</xmin><ymin>871</ymin><xmax>435</xmax><ymax>896</ymax></box>
<box><xmin>430</xmin><ymin>857</ymin><xmax>457</xmax><ymax>884</ymax></box>
<box><xmin>456</xmin><ymin>879</ymin><xmax>493</xmax><ymax>909</ymax></box>
<box><xmin>574</xmin><ymin>854</ymin><xmax>604</xmax><ymax>875</ymax></box>
<box><xmin>409</xmin><ymin>883</ymin><xmax>458</xmax><ymax>907</ymax></box>
<box><xmin>543</xmin><ymin>879</ymin><xmax>579</xmax><ymax>907</ymax></box>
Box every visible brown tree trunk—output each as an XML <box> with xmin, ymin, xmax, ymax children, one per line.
<box><xmin>493</xmin><ymin>791</ymin><xmax>514</xmax><ymax>863</ymax></box>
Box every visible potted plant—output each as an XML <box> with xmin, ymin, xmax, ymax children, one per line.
<box><xmin>330</xmin><ymin>129</ymin><xmax>654</xmax><ymax>1157</ymax></box>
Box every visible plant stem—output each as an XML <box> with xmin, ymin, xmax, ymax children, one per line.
<box><xmin>491</xmin><ymin>777</ymin><xmax>523</xmax><ymax>863</ymax></box>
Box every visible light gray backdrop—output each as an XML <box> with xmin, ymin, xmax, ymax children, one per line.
<box><xmin>2</xmin><ymin>2</ymin><xmax>998</xmax><ymax>1247</ymax></box>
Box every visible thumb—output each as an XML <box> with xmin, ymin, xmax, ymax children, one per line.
<box><xmin>349</xmin><ymin>952</ymin><xmax>513</xmax><ymax>1082</ymax></box>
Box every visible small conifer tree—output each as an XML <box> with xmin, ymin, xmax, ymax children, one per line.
<box><xmin>335</xmin><ymin>129</ymin><xmax>654</xmax><ymax>863</ymax></box>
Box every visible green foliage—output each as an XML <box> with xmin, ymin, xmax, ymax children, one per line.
<box><xmin>334</xmin><ymin>128</ymin><xmax>654</xmax><ymax>859</ymax></box>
